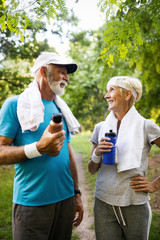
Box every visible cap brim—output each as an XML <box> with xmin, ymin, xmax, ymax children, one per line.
<box><xmin>53</xmin><ymin>63</ymin><xmax>77</xmax><ymax>74</ymax></box>
<box><xmin>66</xmin><ymin>64</ymin><xmax>77</xmax><ymax>74</ymax></box>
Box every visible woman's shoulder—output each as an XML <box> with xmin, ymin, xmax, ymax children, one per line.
<box><xmin>94</xmin><ymin>121</ymin><xmax>105</xmax><ymax>130</ymax></box>
<box><xmin>144</xmin><ymin>118</ymin><xmax>160</xmax><ymax>129</ymax></box>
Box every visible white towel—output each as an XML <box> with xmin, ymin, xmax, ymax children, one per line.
<box><xmin>99</xmin><ymin>106</ymin><xmax>144</xmax><ymax>172</ymax></box>
<box><xmin>17</xmin><ymin>80</ymin><xmax>80</xmax><ymax>134</ymax></box>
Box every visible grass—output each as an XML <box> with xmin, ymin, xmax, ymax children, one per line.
<box><xmin>71</xmin><ymin>132</ymin><xmax>160</xmax><ymax>240</ymax></box>
<box><xmin>71</xmin><ymin>131</ymin><xmax>97</xmax><ymax>197</ymax></box>
<box><xmin>0</xmin><ymin>166</ymin><xmax>15</xmax><ymax>240</ymax></box>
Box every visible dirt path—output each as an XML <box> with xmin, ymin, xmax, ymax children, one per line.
<box><xmin>73</xmin><ymin>152</ymin><xmax>96</xmax><ymax>240</ymax></box>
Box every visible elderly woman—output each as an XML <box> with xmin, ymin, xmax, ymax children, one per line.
<box><xmin>88</xmin><ymin>76</ymin><xmax>160</xmax><ymax>240</ymax></box>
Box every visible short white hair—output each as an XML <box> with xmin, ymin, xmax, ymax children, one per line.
<box><xmin>107</xmin><ymin>76</ymin><xmax>142</xmax><ymax>102</ymax></box>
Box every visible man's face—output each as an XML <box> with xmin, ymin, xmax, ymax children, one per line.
<box><xmin>47</xmin><ymin>64</ymin><xmax>69</xmax><ymax>96</ymax></box>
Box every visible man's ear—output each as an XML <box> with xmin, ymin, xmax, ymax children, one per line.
<box><xmin>40</xmin><ymin>66</ymin><xmax>47</xmax><ymax>77</ymax></box>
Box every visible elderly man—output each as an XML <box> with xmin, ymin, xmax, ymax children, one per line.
<box><xmin>0</xmin><ymin>52</ymin><xmax>83</xmax><ymax>240</ymax></box>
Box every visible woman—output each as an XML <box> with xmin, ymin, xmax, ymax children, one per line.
<box><xmin>88</xmin><ymin>76</ymin><xmax>160</xmax><ymax>240</ymax></box>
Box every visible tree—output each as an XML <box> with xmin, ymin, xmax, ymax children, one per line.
<box><xmin>0</xmin><ymin>0</ymin><xmax>79</xmax><ymax>106</ymax></box>
<box><xmin>98</xmin><ymin>0</ymin><xmax>160</xmax><ymax>64</ymax></box>
<box><xmin>0</xmin><ymin>0</ymin><xmax>67</xmax><ymax>42</ymax></box>
<box><xmin>63</xmin><ymin>30</ymin><xmax>110</xmax><ymax>129</ymax></box>
<box><xmin>97</xmin><ymin>0</ymin><xmax>160</xmax><ymax>122</ymax></box>
<box><xmin>63</xmin><ymin>0</ymin><xmax>160</xmax><ymax>128</ymax></box>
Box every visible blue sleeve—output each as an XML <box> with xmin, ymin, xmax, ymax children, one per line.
<box><xmin>68</xmin><ymin>131</ymin><xmax>71</xmax><ymax>143</ymax></box>
<box><xmin>0</xmin><ymin>96</ymin><xmax>20</xmax><ymax>138</ymax></box>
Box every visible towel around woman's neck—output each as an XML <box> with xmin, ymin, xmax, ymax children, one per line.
<box><xmin>17</xmin><ymin>80</ymin><xmax>80</xmax><ymax>134</ymax></box>
<box><xmin>98</xmin><ymin>106</ymin><xmax>144</xmax><ymax>172</ymax></box>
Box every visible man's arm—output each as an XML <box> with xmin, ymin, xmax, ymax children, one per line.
<box><xmin>0</xmin><ymin>126</ymin><xmax>65</xmax><ymax>165</ymax></box>
<box><xmin>0</xmin><ymin>136</ymin><xmax>26</xmax><ymax>165</ymax></box>
<box><xmin>68</xmin><ymin>143</ymin><xmax>84</xmax><ymax>227</ymax></box>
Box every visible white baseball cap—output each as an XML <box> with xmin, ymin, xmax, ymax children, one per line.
<box><xmin>32</xmin><ymin>51</ymin><xmax>77</xmax><ymax>74</ymax></box>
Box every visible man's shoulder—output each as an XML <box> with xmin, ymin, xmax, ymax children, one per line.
<box><xmin>3</xmin><ymin>95</ymin><xmax>19</xmax><ymax>105</ymax></box>
<box><xmin>1</xmin><ymin>95</ymin><xmax>19</xmax><ymax>113</ymax></box>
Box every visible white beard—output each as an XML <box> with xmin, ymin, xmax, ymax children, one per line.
<box><xmin>48</xmin><ymin>79</ymin><xmax>67</xmax><ymax>96</ymax></box>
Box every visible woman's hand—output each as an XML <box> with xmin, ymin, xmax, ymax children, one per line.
<box><xmin>94</xmin><ymin>137</ymin><xmax>113</xmax><ymax>156</ymax></box>
<box><xmin>130</xmin><ymin>176</ymin><xmax>160</xmax><ymax>193</ymax></box>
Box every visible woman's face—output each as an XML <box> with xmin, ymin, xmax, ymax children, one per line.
<box><xmin>104</xmin><ymin>86</ymin><xmax>128</xmax><ymax>112</ymax></box>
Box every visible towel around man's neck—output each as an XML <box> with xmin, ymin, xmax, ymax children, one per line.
<box><xmin>17</xmin><ymin>80</ymin><xmax>80</xmax><ymax>134</ymax></box>
<box><xmin>98</xmin><ymin>106</ymin><xmax>144</xmax><ymax>172</ymax></box>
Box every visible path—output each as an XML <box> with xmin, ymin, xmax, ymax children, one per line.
<box><xmin>73</xmin><ymin>152</ymin><xmax>96</xmax><ymax>240</ymax></box>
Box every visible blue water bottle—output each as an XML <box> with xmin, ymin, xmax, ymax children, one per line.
<box><xmin>103</xmin><ymin>130</ymin><xmax>117</xmax><ymax>165</ymax></box>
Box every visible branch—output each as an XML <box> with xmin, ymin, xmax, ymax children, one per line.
<box><xmin>12</xmin><ymin>0</ymin><xmax>38</xmax><ymax>13</ymax></box>
<box><xmin>133</xmin><ymin>0</ymin><xmax>154</xmax><ymax>19</ymax></box>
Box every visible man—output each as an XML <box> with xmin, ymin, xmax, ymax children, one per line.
<box><xmin>0</xmin><ymin>52</ymin><xmax>84</xmax><ymax>240</ymax></box>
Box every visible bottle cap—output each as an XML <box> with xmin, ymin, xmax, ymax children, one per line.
<box><xmin>52</xmin><ymin>113</ymin><xmax>63</xmax><ymax>123</ymax></box>
<box><xmin>105</xmin><ymin>130</ymin><xmax>116</xmax><ymax>137</ymax></box>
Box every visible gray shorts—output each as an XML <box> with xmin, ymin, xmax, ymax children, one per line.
<box><xmin>12</xmin><ymin>197</ymin><xmax>75</xmax><ymax>240</ymax></box>
<box><xmin>94</xmin><ymin>197</ymin><xmax>152</xmax><ymax>240</ymax></box>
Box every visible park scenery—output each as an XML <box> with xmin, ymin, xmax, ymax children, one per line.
<box><xmin>0</xmin><ymin>0</ymin><xmax>160</xmax><ymax>239</ymax></box>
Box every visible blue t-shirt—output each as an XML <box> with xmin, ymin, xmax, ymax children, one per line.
<box><xmin>0</xmin><ymin>96</ymin><xmax>74</xmax><ymax>206</ymax></box>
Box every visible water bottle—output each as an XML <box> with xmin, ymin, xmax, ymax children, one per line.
<box><xmin>103</xmin><ymin>130</ymin><xmax>117</xmax><ymax>165</ymax></box>
<box><xmin>49</xmin><ymin>113</ymin><xmax>63</xmax><ymax>134</ymax></box>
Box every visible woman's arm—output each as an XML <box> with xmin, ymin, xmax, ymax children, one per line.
<box><xmin>130</xmin><ymin>176</ymin><xmax>160</xmax><ymax>193</ymax></box>
<box><xmin>131</xmin><ymin>137</ymin><xmax>160</xmax><ymax>193</ymax></box>
<box><xmin>88</xmin><ymin>137</ymin><xmax>113</xmax><ymax>175</ymax></box>
<box><xmin>88</xmin><ymin>143</ymin><xmax>101</xmax><ymax>175</ymax></box>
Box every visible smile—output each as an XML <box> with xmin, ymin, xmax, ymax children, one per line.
<box><xmin>108</xmin><ymin>100</ymin><xmax>114</xmax><ymax>104</ymax></box>
<box><xmin>60</xmin><ymin>82</ymin><xmax>67</xmax><ymax>88</ymax></box>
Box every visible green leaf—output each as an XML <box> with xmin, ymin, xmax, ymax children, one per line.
<box><xmin>20</xmin><ymin>31</ymin><xmax>24</xmax><ymax>42</ymax></box>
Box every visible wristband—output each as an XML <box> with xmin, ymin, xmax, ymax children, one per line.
<box><xmin>24</xmin><ymin>142</ymin><xmax>42</xmax><ymax>159</ymax></box>
<box><xmin>74</xmin><ymin>189</ymin><xmax>82</xmax><ymax>196</ymax></box>
<box><xmin>92</xmin><ymin>149</ymin><xmax>101</xmax><ymax>163</ymax></box>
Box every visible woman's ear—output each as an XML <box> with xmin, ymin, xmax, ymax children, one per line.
<box><xmin>125</xmin><ymin>90</ymin><xmax>132</xmax><ymax>101</ymax></box>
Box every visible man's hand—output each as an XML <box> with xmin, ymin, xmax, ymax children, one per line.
<box><xmin>36</xmin><ymin>125</ymin><xmax>65</xmax><ymax>156</ymax></box>
<box><xmin>130</xmin><ymin>176</ymin><xmax>159</xmax><ymax>193</ymax></box>
<box><xmin>73</xmin><ymin>194</ymin><xmax>84</xmax><ymax>227</ymax></box>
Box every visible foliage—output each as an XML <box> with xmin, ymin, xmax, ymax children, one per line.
<box><xmin>64</xmin><ymin>30</ymin><xmax>110</xmax><ymax>129</ymax></box>
<box><xmin>98</xmin><ymin>0</ymin><xmax>160</xmax><ymax>64</ymax></box>
<box><xmin>97</xmin><ymin>0</ymin><xmax>160</xmax><ymax>122</ymax></box>
<box><xmin>0</xmin><ymin>0</ymin><xmax>79</xmax><ymax>107</ymax></box>
<box><xmin>0</xmin><ymin>42</ymin><xmax>56</xmax><ymax>105</ymax></box>
<box><xmin>0</xmin><ymin>0</ymin><xmax>67</xmax><ymax>42</ymax></box>
<box><xmin>63</xmin><ymin>0</ymin><xmax>160</xmax><ymax>127</ymax></box>
<box><xmin>0</xmin><ymin>0</ymin><xmax>160</xmax><ymax>129</ymax></box>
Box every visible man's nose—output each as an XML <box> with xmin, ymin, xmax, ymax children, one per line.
<box><xmin>64</xmin><ymin>73</ymin><xmax>69</xmax><ymax>82</ymax></box>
